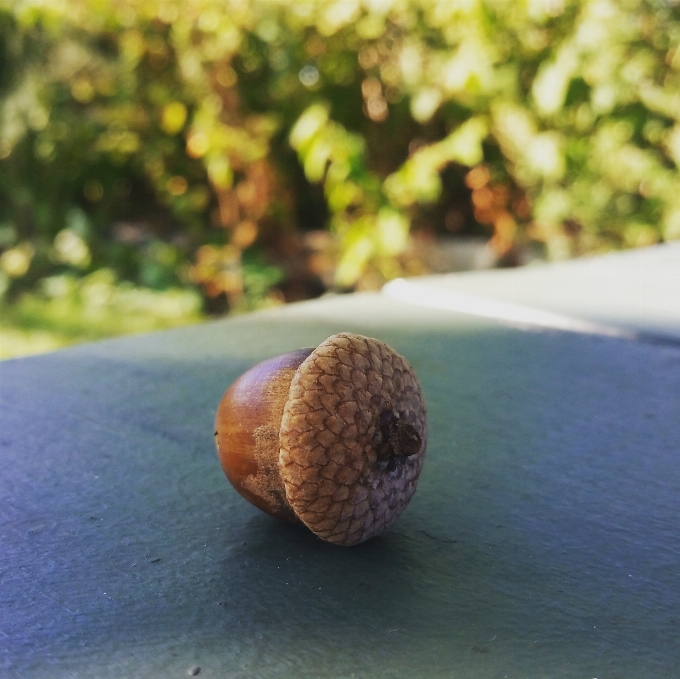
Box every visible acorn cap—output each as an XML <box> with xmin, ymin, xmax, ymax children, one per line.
<box><xmin>279</xmin><ymin>332</ymin><xmax>427</xmax><ymax>546</ymax></box>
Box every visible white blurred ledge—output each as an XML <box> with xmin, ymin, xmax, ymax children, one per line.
<box><xmin>383</xmin><ymin>242</ymin><xmax>680</xmax><ymax>342</ymax></box>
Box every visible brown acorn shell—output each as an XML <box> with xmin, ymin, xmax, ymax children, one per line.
<box><xmin>279</xmin><ymin>333</ymin><xmax>428</xmax><ymax>546</ymax></box>
<box><xmin>215</xmin><ymin>348</ymin><xmax>313</xmax><ymax>523</ymax></box>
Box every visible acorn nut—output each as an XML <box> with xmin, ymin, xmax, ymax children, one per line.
<box><xmin>214</xmin><ymin>332</ymin><xmax>427</xmax><ymax>546</ymax></box>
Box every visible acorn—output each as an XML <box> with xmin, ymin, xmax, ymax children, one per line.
<box><xmin>214</xmin><ymin>332</ymin><xmax>427</xmax><ymax>546</ymax></box>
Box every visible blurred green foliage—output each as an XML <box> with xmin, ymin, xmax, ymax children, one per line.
<box><xmin>1</xmin><ymin>0</ymin><xmax>679</xmax><ymax>356</ymax></box>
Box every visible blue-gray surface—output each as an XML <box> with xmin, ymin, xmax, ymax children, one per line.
<box><xmin>1</xmin><ymin>247</ymin><xmax>679</xmax><ymax>678</ymax></box>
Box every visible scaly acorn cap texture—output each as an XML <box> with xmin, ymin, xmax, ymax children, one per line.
<box><xmin>279</xmin><ymin>332</ymin><xmax>427</xmax><ymax>546</ymax></box>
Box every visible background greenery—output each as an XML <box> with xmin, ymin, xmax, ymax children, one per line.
<box><xmin>1</xmin><ymin>0</ymin><xmax>679</xmax><ymax>357</ymax></box>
